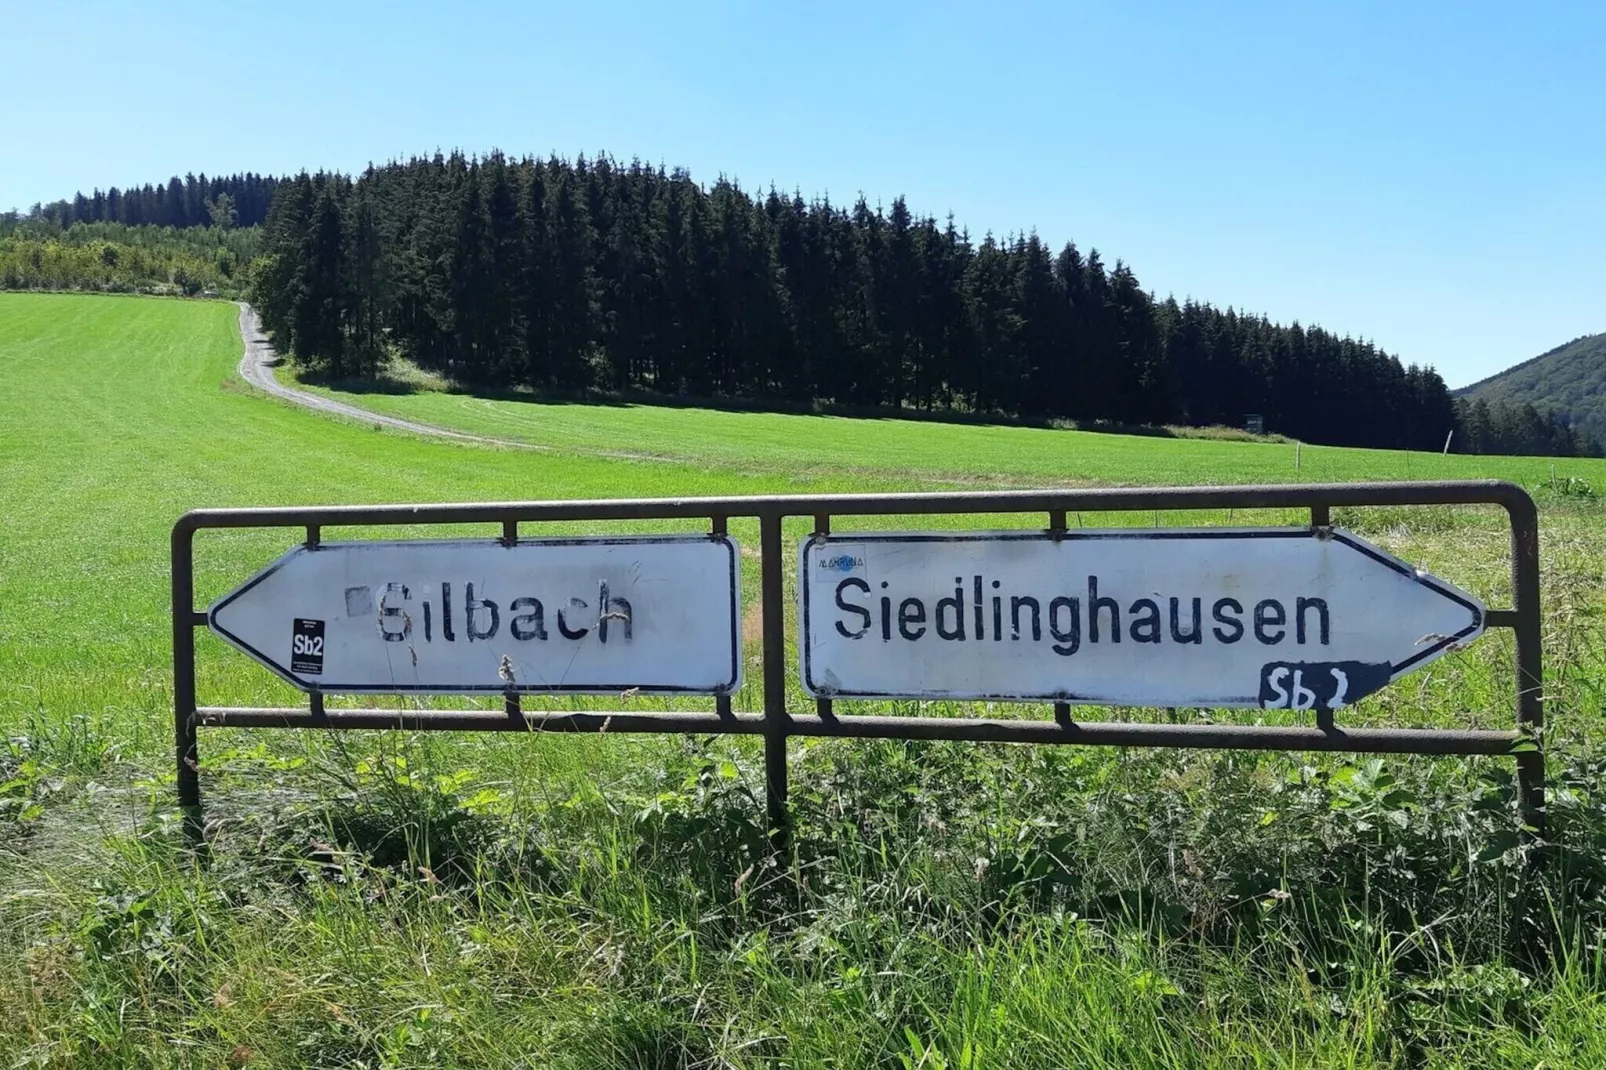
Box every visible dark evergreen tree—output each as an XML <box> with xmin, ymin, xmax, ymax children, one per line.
<box><xmin>292</xmin><ymin>181</ymin><xmax>348</xmax><ymax>375</ymax></box>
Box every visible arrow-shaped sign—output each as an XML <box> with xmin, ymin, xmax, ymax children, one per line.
<box><xmin>209</xmin><ymin>535</ymin><xmax>741</xmax><ymax>695</ymax></box>
<box><xmin>800</xmin><ymin>527</ymin><xmax>1484</xmax><ymax>709</ymax></box>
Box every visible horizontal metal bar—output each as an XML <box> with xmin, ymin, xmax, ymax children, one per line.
<box><xmin>1486</xmin><ymin>609</ymin><xmax>1518</xmax><ymax>629</ymax></box>
<box><xmin>780</xmin><ymin>716</ymin><xmax>1521</xmax><ymax>755</ymax></box>
<box><xmin>194</xmin><ymin>707</ymin><xmax>1520</xmax><ymax>755</ymax></box>
<box><xmin>196</xmin><ymin>707</ymin><xmax>766</xmax><ymax>734</ymax></box>
<box><xmin>174</xmin><ymin>480</ymin><xmax>1534</xmax><ymax>533</ymax></box>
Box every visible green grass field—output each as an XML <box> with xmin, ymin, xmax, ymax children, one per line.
<box><xmin>5</xmin><ymin>292</ymin><xmax>1606</xmax><ymax>1067</ymax></box>
<box><xmin>292</xmin><ymin>362</ymin><xmax>1606</xmax><ymax>490</ymax></box>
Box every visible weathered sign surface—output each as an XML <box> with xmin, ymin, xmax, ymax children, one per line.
<box><xmin>209</xmin><ymin>535</ymin><xmax>741</xmax><ymax>694</ymax></box>
<box><xmin>800</xmin><ymin>529</ymin><xmax>1484</xmax><ymax>708</ymax></box>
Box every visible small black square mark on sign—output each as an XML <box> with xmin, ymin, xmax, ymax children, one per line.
<box><xmin>291</xmin><ymin>618</ymin><xmax>326</xmax><ymax>675</ymax></box>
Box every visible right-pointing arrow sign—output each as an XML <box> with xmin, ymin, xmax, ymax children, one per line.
<box><xmin>799</xmin><ymin>526</ymin><xmax>1485</xmax><ymax>709</ymax></box>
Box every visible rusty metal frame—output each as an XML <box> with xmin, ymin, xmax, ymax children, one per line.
<box><xmin>173</xmin><ymin>480</ymin><xmax>1544</xmax><ymax>847</ymax></box>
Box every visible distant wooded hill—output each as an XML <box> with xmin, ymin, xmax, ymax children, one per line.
<box><xmin>0</xmin><ymin>173</ymin><xmax>271</xmax><ymax>297</ymax></box>
<box><xmin>1456</xmin><ymin>333</ymin><xmax>1606</xmax><ymax>452</ymax></box>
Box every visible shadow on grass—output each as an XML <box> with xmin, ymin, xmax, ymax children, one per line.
<box><xmin>293</xmin><ymin>369</ymin><xmax>423</xmax><ymax>397</ymax></box>
<box><xmin>291</xmin><ymin>363</ymin><xmax>1302</xmax><ymax>444</ymax></box>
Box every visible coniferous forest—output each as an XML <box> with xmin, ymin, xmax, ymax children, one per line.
<box><xmin>25</xmin><ymin>172</ymin><xmax>280</xmax><ymax>230</ymax></box>
<box><xmin>15</xmin><ymin>153</ymin><xmax>1600</xmax><ymax>457</ymax></box>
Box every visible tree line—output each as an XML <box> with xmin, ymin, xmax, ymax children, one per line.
<box><xmin>24</xmin><ymin>154</ymin><xmax>1599</xmax><ymax>458</ymax></box>
<box><xmin>21</xmin><ymin>172</ymin><xmax>280</xmax><ymax>231</ymax></box>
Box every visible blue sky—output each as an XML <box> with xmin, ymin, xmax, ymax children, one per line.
<box><xmin>2</xmin><ymin>0</ymin><xmax>1600</xmax><ymax>386</ymax></box>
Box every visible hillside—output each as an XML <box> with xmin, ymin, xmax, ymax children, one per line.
<box><xmin>1459</xmin><ymin>332</ymin><xmax>1606</xmax><ymax>445</ymax></box>
<box><xmin>12</xmin><ymin>162</ymin><xmax>1588</xmax><ymax>459</ymax></box>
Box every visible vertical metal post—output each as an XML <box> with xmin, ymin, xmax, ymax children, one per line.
<box><xmin>306</xmin><ymin>529</ymin><xmax>328</xmax><ymax>725</ymax></box>
<box><xmin>1048</xmin><ymin>509</ymin><xmax>1072</xmax><ymax>727</ymax></box>
<box><xmin>813</xmin><ymin>513</ymin><xmax>834</xmax><ymax>722</ymax></box>
<box><xmin>710</xmin><ymin>514</ymin><xmax>733</xmax><ymax>721</ymax></box>
<box><xmin>1309</xmin><ymin>503</ymin><xmax>1338</xmax><ymax>731</ymax></box>
<box><xmin>760</xmin><ymin>512</ymin><xmax>790</xmax><ymax>853</ymax></box>
<box><xmin>1508</xmin><ymin>497</ymin><xmax>1545</xmax><ymax>841</ymax></box>
<box><xmin>172</xmin><ymin>521</ymin><xmax>200</xmax><ymax>813</ymax></box>
<box><xmin>501</xmin><ymin>525</ymin><xmax>525</xmax><ymax>724</ymax></box>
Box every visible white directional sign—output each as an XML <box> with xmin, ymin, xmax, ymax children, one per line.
<box><xmin>210</xmin><ymin>535</ymin><xmax>741</xmax><ymax>695</ymax></box>
<box><xmin>800</xmin><ymin>529</ymin><xmax>1484</xmax><ymax>709</ymax></box>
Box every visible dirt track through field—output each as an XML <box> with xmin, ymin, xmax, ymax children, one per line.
<box><xmin>232</xmin><ymin>303</ymin><xmax>997</xmax><ymax>485</ymax></box>
<box><xmin>235</xmin><ymin>303</ymin><xmax>542</xmax><ymax>450</ymax></box>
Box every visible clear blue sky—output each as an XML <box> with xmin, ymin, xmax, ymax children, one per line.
<box><xmin>2</xmin><ymin>0</ymin><xmax>1600</xmax><ymax>386</ymax></box>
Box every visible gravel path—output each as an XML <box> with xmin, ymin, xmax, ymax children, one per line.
<box><xmin>231</xmin><ymin>304</ymin><xmax>989</xmax><ymax>484</ymax></box>
<box><xmin>235</xmin><ymin>303</ymin><xmax>540</xmax><ymax>450</ymax></box>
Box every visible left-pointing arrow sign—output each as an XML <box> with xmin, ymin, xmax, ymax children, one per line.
<box><xmin>207</xmin><ymin>535</ymin><xmax>742</xmax><ymax>695</ymax></box>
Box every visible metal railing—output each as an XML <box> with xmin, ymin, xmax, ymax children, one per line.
<box><xmin>174</xmin><ymin>480</ymin><xmax>1544</xmax><ymax>846</ymax></box>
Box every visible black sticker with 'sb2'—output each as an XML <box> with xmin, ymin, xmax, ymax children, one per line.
<box><xmin>290</xmin><ymin>618</ymin><xmax>326</xmax><ymax>675</ymax></box>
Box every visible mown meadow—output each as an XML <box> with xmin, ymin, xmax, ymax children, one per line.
<box><xmin>289</xmin><ymin>363</ymin><xmax>1605</xmax><ymax>491</ymax></box>
<box><xmin>3</xmin><ymin>292</ymin><xmax>1606</xmax><ymax>1067</ymax></box>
